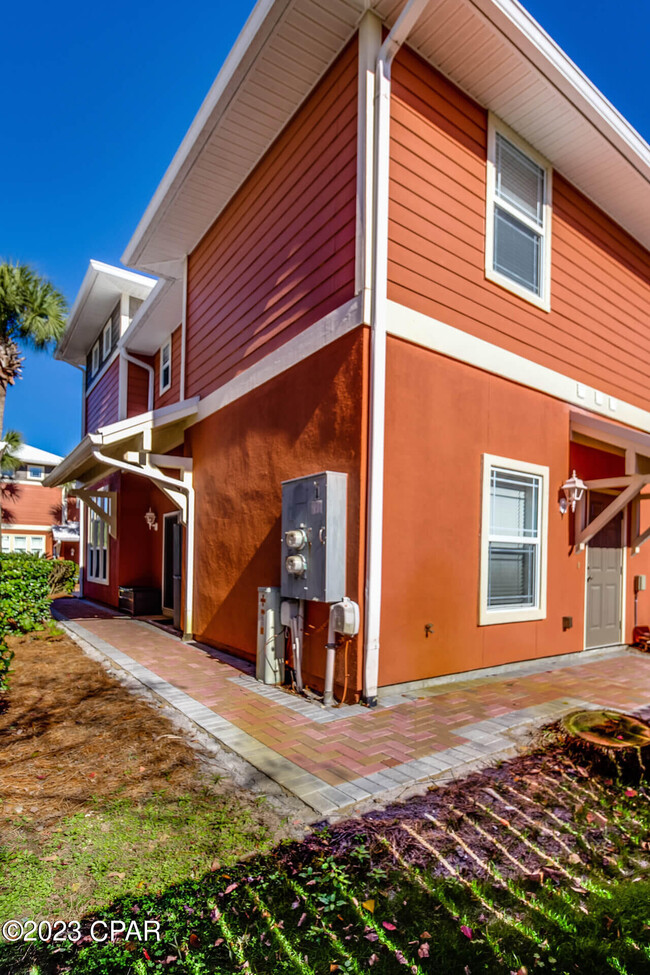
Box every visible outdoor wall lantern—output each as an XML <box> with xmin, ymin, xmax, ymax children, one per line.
<box><xmin>559</xmin><ymin>470</ymin><xmax>587</xmax><ymax>514</ymax></box>
<box><xmin>144</xmin><ymin>507</ymin><xmax>159</xmax><ymax>531</ymax></box>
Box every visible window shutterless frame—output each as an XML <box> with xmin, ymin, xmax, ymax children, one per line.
<box><xmin>479</xmin><ymin>454</ymin><xmax>549</xmax><ymax>625</ymax></box>
<box><xmin>91</xmin><ymin>341</ymin><xmax>100</xmax><ymax>376</ymax></box>
<box><xmin>27</xmin><ymin>465</ymin><xmax>44</xmax><ymax>480</ymax></box>
<box><xmin>102</xmin><ymin>319</ymin><xmax>112</xmax><ymax>359</ymax></box>
<box><xmin>485</xmin><ymin>114</ymin><xmax>552</xmax><ymax>312</ymax></box>
<box><xmin>86</xmin><ymin>495</ymin><xmax>110</xmax><ymax>584</ymax></box>
<box><xmin>159</xmin><ymin>339</ymin><xmax>172</xmax><ymax>394</ymax></box>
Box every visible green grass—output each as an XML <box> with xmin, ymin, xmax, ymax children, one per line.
<box><xmin>3</xmin><ymin>759</ymin><xmax>650</xmax><ymax>975</ymax></box>
<box><xmin>0</xmin><ymin>790</ymin><xmax>272</xmax><ymax>924</ymax></box>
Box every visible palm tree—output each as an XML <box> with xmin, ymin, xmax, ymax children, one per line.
<box><xmin>0</xmin><ymin>262</ymin><xmax>67</xmax><ymax>434</ymax></box>
<box><xmin>1</xmin><ymin>429</ymin><xmax>24</xmax><ymax>540</ymax></box>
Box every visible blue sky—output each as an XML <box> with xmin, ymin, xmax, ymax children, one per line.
<box><xmin>2</xmin><ymin>0</ymin><xmax>649</xmax><ymax>457</ymax></box>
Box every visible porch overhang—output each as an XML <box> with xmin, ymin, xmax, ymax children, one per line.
<box><xmin>570</xmin><ymin>412</ymin><xmax>650</xmax><ymax>553</ymax></box>
<box><xmin>42</xmin><ymin>398</ymin><xmax>199</xmax><ymax>490</ymax></box>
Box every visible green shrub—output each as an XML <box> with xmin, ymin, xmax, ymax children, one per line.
<box><xmin>0</xmin><ymin>555</ymin><xmax>77</xmax><ymax>690</ymax></box>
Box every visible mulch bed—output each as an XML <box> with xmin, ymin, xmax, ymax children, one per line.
<box><xmin>0</xmin><ymin>629</ymin><xmax>282</xmax><ymax>830</ymax></box>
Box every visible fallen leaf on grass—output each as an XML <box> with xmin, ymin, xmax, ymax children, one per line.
<box><xmin>297</xmin><ymin>913</ymin><xmax>307</xmax><ymax>927</ymax></box>
<box><xmin>625</xmin><ymin>788</ymin><xmax>638</xmax><ymax>797</ymax></box>
<box><xmin>224</xmin><ymin>882</ymin><xmax>238</xmax><ymax>894</ymax></box>
<box><xmin>460</xmin><ymin>925</ymin><xmax>473</xmax><ymax>940</ymax></box>
<box><xmin>418</xmin><ymin>943</ymin><xmax>430</xmax><ymax>958</ymax></box>
<box><xmin>362</xmin><ymin>899</ymin><xmax>375</xmax><ymax>912</ymax></box>
<box><xmin>188</xmin><ymin>933</ymin><xmax>200</xmax><ymax>949</ymax></box>
<box><xmin>383</xmin><ymin>921</ymin><xmax>397</xmax><ymax>931</ymax></box>
<box><xmin>107</xmin><ymin>872</ymin><xmax>126</xmax><ymax>879</ymax></box>
<box><xmin>368</xmin><ymin>955</ymin><xmax>379</xmax><ymax>966</ymax></box>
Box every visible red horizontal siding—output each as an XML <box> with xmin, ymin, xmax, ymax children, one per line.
<box><xmin>388</xmin><ymin>46</ymin><xmax>650</xmax><ymax>413</ymax></box>
<box><xmin>86</xmin><ymin>358</ymin><xmax>120</xmax><ymax>432</ymax></box>
<box><xmin>154</xmin><ymin>325</ymin><xmax>182</xmax><ymax>409</ymax></box>
<box><xmin>186</xmin><ymin>39</ymin><xmax>358</xmax><ymax>399</ymax></box>
<box><xmin>2</xmin><ymin>483</ymin><xmax>62</xmax><ymax>526</ymax></box>
<box><xmin>127</xmin><ymin>359</ymin><xmax>151</xmax><ymax>418</ymax></box>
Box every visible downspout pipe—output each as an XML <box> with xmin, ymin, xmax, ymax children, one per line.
<box><xmin>364</xmin><ymin>0</ymin><xmax>432</xmax><ymax>707</ymax></box>
<box><xmin>91</xmin><ymin>448</ymin><xmax>195</xmax><ymax>640</ymax></box>
<box><xmin>121</xmin><ymin>350</ymin><xmax>155</xmax><ymax>412</ymax></box>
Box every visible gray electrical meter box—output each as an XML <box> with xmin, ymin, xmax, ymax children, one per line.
<box><xmin>281</xmin><ymin>471</ymin><xmax>347</xmax><ymax>602</ymax></box>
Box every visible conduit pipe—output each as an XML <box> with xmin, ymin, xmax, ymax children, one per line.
<box><xmin>364</xmin><ymin>0</ymin><xmax>433</xmax><ymax>707</ymax></box>
<box><xmin>120</xmin><ymin>350</ymin><xmax>155</xmax><ymax>412</ymax></box>
<box><xmin>91</xmin><ymin>448</ymin><xmax>195</xmax><ymax>640</ymax></box>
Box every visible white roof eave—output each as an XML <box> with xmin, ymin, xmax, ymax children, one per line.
<box><xmin>122</xmin><ymin>0</ymin><xmax>650</xmax><ymax>271</ymax></box>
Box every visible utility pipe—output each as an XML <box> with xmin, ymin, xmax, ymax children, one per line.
<box><xmin>91</xmin><ymin>448</ymin><xmax>195</xmax><ymax>639</ymax></box>
<box><xmin>364</xmin><ymin>0</ymin><xmax>433</xmax><ymax>707</ymax></box>
<box><xmin>120</xmin><ymin>350</ymin><xmax>155</xmax><ymax>412</ymax></box>
<box><xmin>323</xmin><ymin>609</ymin><xmax>337</xmax><ymax>708</ymax></box>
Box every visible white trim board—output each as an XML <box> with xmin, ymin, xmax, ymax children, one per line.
<box><xmin>196</xmin><ymin>296</ymin><xmax>363</xmax><ymax>422</ymax></box>
<box><xmin>386</xmin><ymin>300</ymin><xmax>650</xmax><ymax>435</ymax></box>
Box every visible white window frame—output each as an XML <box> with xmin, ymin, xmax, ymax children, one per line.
<box><xmin>13</xmin><ymin>535</ymin><xmax>27</xmax><ymax>554</ymax></box>
<box><xmin>1</xmin><ymin>535</ymin><xmax>10</xmax><ymax>553</ymax></box>
<box><xmin>102</xmin><ymin>319</ymin><xmax>112</xmax><ymax>359</ymax></box>
<box><xmin>479</xmin><ymin>454</ymin><xmax>549</xmax><ymax>625</ymax></box>
<box><xmin>27</xmin><ymin>465</ymin><xmax>44</xmax><ymax>480</ymax></box>
<box><xmin>485</xmin><ymin>114</ymin><xmax>552</xmax><ymax>312</ymax></box>
<box><xmin>86</xmin><ymin>495</ymin><xmax>111</xmax><ymax>585</ymax></box>
<box><xmin>159</xmin><ymin>338</ymin><xmax>172</xmax><ymax>394</ymax></box>
<box><xmin>29</xmin><ymin>535</ymin><xmax>45</xmax><ymax>556</ymax></box>
<box><xmin>91</xmin><ymin>341</ymin><xmax>100</xmax><ymax>376</ymax></box>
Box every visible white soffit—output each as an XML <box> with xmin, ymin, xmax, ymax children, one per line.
<box><xmin>123</xmin><ymin>0</ymin><xmax>650</xmax><ymax>273</ymax></box>
<box><xmin>121</xmin><ymin>276</ymin><xmax>184</xmax><ymax>356</ymax></box>
<box><xmin>57</xmin><ymin>261</ymin><xmax>156</xmax><ymax>366</ymax></box>
<box><xmin>378</xmin><ymin>0</ymin><xmax>650</xmax><ymax>248</ymax></box>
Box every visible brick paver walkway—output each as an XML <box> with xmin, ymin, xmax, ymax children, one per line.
<box><xmin>53</xmin><ymin>597</ymin><xmax>650</xmax><ymax>815</ymax></box>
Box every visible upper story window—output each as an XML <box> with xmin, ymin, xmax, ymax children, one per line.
<box><xmin>27</xmin><ymin>465</ymin><xmax>44</xmax><ymax>480</ymax></box>
<box><xmin>485</xmin><ymin>116</ymin><xmax>552</xmax><ymax>312</ymax></box>
<box><xmin>102</xmin><ymin>318</ymin><xmax>112</xmax><ymax>358</ymax></box>
<box><xmin>479</xmin><ymin>454</ymin><xmax>549</xmax><ymax>625</ymax></box>
<box><xmin>91</xmin><ymin>341</ymin><xmax>100</xmax><ymax>376</ymax></box>
<box><xmin>160</xmin><ymin>339</ymin><xmax>172</xmax><ymax>394</ymax></box>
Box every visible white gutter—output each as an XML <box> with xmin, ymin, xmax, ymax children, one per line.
<box><xmin>363</xmin><ymin>0</ymin><xmax>433</xmax><ymax>707</ymax></box>
<box><xmin>120</xmin><ymin>351</ymin><xmax>155</xmax><ymax>412</ymax></box>
<box><xmin>91</xmin><ymin>448</ymin><xmax>196</xmax><ymax>639</ymax></box>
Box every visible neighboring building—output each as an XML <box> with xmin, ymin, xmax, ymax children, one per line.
<box><xmin>47</xmin><ymin>0</ymin><xmax>650</xmax><ymax>704</ymax></box>
<box><xmin>2</xmin><ymin>444</ymin><xmax>79</xmax><ymax>560</ymax></box>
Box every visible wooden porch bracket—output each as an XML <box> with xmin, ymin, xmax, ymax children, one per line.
<box><xmin>576</xmin><ymin>474</ymin><xmax>650</xmax><ymax>551</ymax></box>
<box><xmin>74</xmin><ymin>489</ymin><xmax>118</xmax><ymax>538</ymax></box>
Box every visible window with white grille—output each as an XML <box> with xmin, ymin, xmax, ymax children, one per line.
<box><xmin>486</xmin><ymin>116</ymin><xmax>552</xmax><ymax>310</ymax></box>
<box><xmin>87</xmin><ymin>496</ymin><xmax>110</xmax><ymax>584</ymax></box>
<box><xmin>160</xmin><ymin>339</ymin><xmax>171</xmax><ymax>394</ymax></box>
<box><xmin>480</xmin><ymin>455</ymin><xmax>549</xmax><ymax>625</ymax></box>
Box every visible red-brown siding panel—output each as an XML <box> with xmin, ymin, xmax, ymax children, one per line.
<box><xmin>127</xmin><ymin>359</ymin><xmax>152</xmax><ymax>418</ymax></box>
<box><xmin>2</xmin><ymin>483</ymin><xmax>62</xmax><ymax>527</ymax></box>
<box><xmin>86</xmin><ymin>358</ymin><xmax>120</xmax><ymax>432</ymax></box>
<box><xmin>153</xmin><ymin>325</ymin><xmax>182</xmax><ymax>410</ymax></box>
<box><xmin>388</xmin><ymin>46</ymin><xmax>650</xmax><ymax>413</ymax></box>
<box><xmin>186</xmin><ymin>40</ymin><xmax>358</xmax><ymax>399</ymax></box>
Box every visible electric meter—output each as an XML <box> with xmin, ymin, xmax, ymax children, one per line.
<box><xmin>285</xmin><ymin>529</ymin><xmax>308</xmax><ymax>550</ymax></box>
<box><xmin>285</xmin><ymin>553</ymin><xmax>307</xmax><ymax>576</ymax></box>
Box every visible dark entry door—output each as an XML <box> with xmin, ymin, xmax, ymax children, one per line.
<box><xmin>585</xmin><ymin>493</ymin><xmax>623</xmax><ymax>648</ymax></box>
<box><xmin>162</xmin><ymin>513</ymin><xmax>183</xmax><ymax>628</ymax></box>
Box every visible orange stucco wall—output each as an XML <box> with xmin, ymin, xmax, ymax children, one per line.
<box><xmin>187</xmin><ymin>327</ymin><xmax>368</xmax><ymax>698</ymax></box>
<box><xmin>380</xmin><ymin>336</ymin><xmax>650</xmax><ymax>687</ymax></box>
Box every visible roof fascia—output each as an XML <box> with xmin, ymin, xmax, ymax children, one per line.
<box><xmin>122</xmin><ymin>0</ymin><xmax>293</xmax><ymax>268</ymax></box>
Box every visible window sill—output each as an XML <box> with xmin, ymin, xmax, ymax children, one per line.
<box><xmin>485</xmin><ymin>267</ymin><xmax>551</xmax><ymax>313</ymax></box>
<box><xmin>479</xmin><ymin>606</ymin><xmax>546</xmax><ymax>626</ymax></box>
